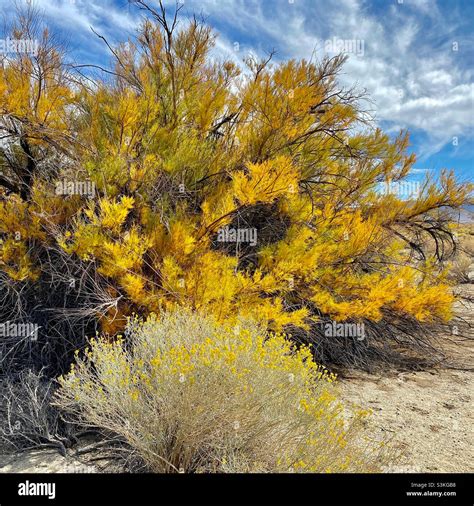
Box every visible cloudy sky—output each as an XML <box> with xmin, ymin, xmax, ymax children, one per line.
<box><xmin>2</xmin><ymin>0</ymin><xmax>473</xmax><ymax>182</ymax></box>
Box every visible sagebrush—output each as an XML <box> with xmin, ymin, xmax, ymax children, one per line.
<box><xmin>55</xmin><ymin>309</ymin><xmax>391</xmax><ymax>473</ymax></box>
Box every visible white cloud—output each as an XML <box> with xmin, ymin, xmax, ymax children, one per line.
<box><xmin>7</xmin><ymin>0</ymin><xmax>472</xmax><ymax>160</ymax></box>
<box><xmin>190</xmin><ymin>0</ymin><xmax>473</xmax><ymax>159</ymax></box>
<box><xmin>22</xmin><ymin>0</ymin><xmax>141</xmax><ymax>59</ymax></box>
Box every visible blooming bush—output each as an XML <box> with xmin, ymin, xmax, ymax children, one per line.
<box><xmin>55</xmin><ymin>309</ymin><xmax>389</xmax><ymax>473</ymax></box>
<box><xmin>0</xmin><ymin>3</ymin><xmax>470</xmax><ymax>374</ymax></box>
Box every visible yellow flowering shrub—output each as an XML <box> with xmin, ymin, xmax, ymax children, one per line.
<box><xmin>0</xmin><ymin>4</ymin><xmax>471</xmax><ymax>371</ymax></box>
<box><xmin>55</xmin><ymin>309</ymin><xmax>390</xmax><ymax>473</ymax></box>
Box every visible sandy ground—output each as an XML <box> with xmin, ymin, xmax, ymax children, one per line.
<box><xmin>340</xmin><ymin>369</ymin><xmax>473</xmax><ymax>472</ymax></box>
<box><xmin>0</xmin><ymin>448</ymin><xmax>98</xmax><ymax>473</ymax></box>
<box><xmin>1</xmin><ymin>286</ymin><xmax>472</xmax><ymax>474</ymax></box>
<box><xmin>340</xmin><ymin>284</ymin><xmax>474</xmax><ymax>473</ymax></box>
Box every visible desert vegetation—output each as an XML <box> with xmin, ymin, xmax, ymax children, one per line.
<box><xmin>0</xmin><ymin>1</ymin><xmax>472</xmax><ymax>473</ymax></box>
<box><xmin>55</xmin><ymin>309</ymin><xmax>390</xmax><ymax>473</ymax></box>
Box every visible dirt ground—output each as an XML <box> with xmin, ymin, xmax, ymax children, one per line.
<box><xmin>1</xmin><ymin>286</ymin><xmax>472</xmax><ymax>474</ymax></box>
<box><xmin>340</xmin><ymin>284</ymin><xmax>474</xmax><ymax>473</ymax></box>
<box><xmin>0</xmin><ymin>448</ymin><xmax>98</xmax><ymax>473</ymax></box>
<box><xmin>340</xmin><ymin>369</ymin><xmax>473</xmax><ymax>472</ymax></box>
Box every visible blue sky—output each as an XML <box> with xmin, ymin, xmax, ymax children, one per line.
<box><xmin>2</xmin><ymin>0</ymin><xmax>473</xmax><ymax>184</ymax></box>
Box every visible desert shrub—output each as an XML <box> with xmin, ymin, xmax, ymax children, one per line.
<box><xmin>0</xmin><ymin>369</ymin><xmax>73</xmax><ymax>453</ymax></box>
<box><xmin>450</xmin><ymin>251</ymin><xmax>473</xmax><ymax>284</ymax></box>
<box><xmin>0</xmin><ymin>249</ymin><xmax>107</xmax><ymax>378</ymax></box>
<box><xmin>55</xmin><ymin>309</ymin><xmax>390</xmax><ymax>473</ymax></box>
<box><xmin>0</xmin><ymin>2</ymin><xmax>472</xmax><ymax>375</ymax></box>
<box><xmin>448</xmin><ymin>226</ymin><xmax>474</xmax><ymax>283</ymax></box>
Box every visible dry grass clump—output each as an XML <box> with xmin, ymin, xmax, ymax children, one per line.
<box><xmin>0</xmin><ymin>369</ymin><xmax>71</xmax><ymax>453</ymax></box>
<box><xmin>55</xmin><ymin>309</ymin><xmax>390</xmax><ymax>473</ymax></box>
<box><xmin>449</xmin><ymin>225</ymin><xmax>474</xmax><ymax>283</ymax></box>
